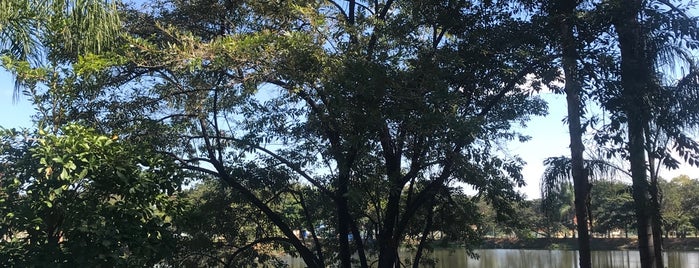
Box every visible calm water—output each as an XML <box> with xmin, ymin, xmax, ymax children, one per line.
<box><xmin>283</xmin><ymin>249</ymin><xmax>699</xmax><ymax>268</ymax></box>
<box><xmin>423</xmin><ymin>249</ymin><xmax>699</xmax><ymax>268</ymax></box>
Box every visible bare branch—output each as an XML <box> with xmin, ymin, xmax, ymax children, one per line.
<box><xmin>327</xmin><ymin>0</ymin><xmax>349</xmax><ymax>22</ymax></box>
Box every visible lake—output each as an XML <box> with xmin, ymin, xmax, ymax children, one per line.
<box><xmin>424</xmin><ymin>249</ymin><xmax>699</xmax><ymax>268</ymax></box>
<box><xmin>283</xmin><ymin>249</ymin><xmax>699</xmax><ymax>267</ymax></box>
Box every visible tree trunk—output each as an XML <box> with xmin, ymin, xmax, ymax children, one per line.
<box><xmin>565</xmin><ymin>60</ymin><xmax>593</xmax><ymax>268</ymax></box>
<box><xmin>378</xmin><ymin>190</ymin><xmax>401</xmax><ymax>267</ymax></box>
<box><xmin>628</xmin><ymin>118</ymin><xmax>657</xmax><ymax>268</ymax></box>
<box><xmin>377</xmin><ymin>132</ymin><xmax>407</xmax><ymax>268</ymax></box>
<box><xmin>349</xmin><ymin>216</ymin><xmax>369</xmax><ymax>268</ymax></box>
<box><xmin>645</xmin><ymin>126</ymin><xmax>666</xmax><ymax>268</ymax></box>
<box><xmin>413</xmin><ymin>205</ymin><xmax>435</xmax><ymax>268</ymax></box>
<box><xmin>299</xmin><ymin>191</ymin><xmax>326</xmax><ymax>267</ymax></box>
<box><xmin>336</xmin><ymin>171</ymin><xmax>352</xmax><ymax>268</ymax></box>
<box><xmin>649</xmin><ymin>171</ymin><xmax>664</xmax><ymax>268</ymax></box>
<box><xmin>613</xmin><ymin>0</ymin><xmax>662</xmax><ymax>266</ymax></box>
<box><xmin>555</xmin><ymin>0</ymin><xmax>592</xmax><ymax>266</ymax></box>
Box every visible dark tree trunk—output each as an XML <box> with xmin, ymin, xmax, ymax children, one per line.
<box><xmin>377</xmin><ymin>189</ymin><xmax>401</xmax><ymax>267</ymax></box>
<box><xmin>554</xmin><ymin>0</ymin><xmax>592</xmax><ymax>266</ymax></box>
<box><xmin>298</xmin><ymin>191</ymin><xmax>326</xmax><ymax>267</ymax></box>
<box><xmin>613</xmin><ymin>0</ymin><xmax>662</xmax><ymax>266</ymax></box>
<box><xmin>413</xmin><ymin>205</ymin><xmax>435</xmax><ymax>268</ymax></box>
<box><xmin>627</xmin><ymin>118</ymin><xmax>657</xmax><ymax>268</ymax></box>
<box><xmin>565</xmin><ymin>50</ymin><xmax>593</xmax><ymax>268</ymax></box>
<box><xmin>646</xmin><ymin>125</ymin><xmax>665</xmax><ymax>268</ymax></box>
<box><xmin>649</xmin><ymin>169</ymin><xmax>664</xmax><ymax>268</ymax></box>
<box><xmin>349</xmin><ymin>215</ymin><xmax>369</xmax><ymax>268</ymax></box>
<box><xmin>377</xmin><ymin>127</ymin><xmax>407</xmax><ymax>268</ymax></box>
<box><xmin>336</xmin><ymin>170</ymin><xmax>352</xmax><ymax>268</ymax></box>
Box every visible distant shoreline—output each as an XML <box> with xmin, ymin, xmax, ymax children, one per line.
<box><xmin>478</xmin><ymin>238</ymin><xmax>699</xmax><ymax>251</ymax></box>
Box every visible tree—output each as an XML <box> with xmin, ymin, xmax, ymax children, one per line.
<box><xmin>537</xmin><ymin>0</ymin><xmax>593</xmax><ymax>265</ymax></box>
<box><xmin>601</xmin><ymin>1</ymin><xmax>699</xmax><ymax>266</ymax></box>
<box><xmin>0</xmin><ymin>2</ymin><xmax>186</xmax><ymax>264</ymax></box>
<box><xmin>659</xmin><ymin>175</ymin><xmax>699</xmax><ymax>238</ymax></box>
<box><xmin>0</xmin><ymin>124</ymin><xmax>183</xmax><ymax>266</ymax></box>
<box><xmin>590</xmin><ymin>180</ymin><xmax>635</xmax><ymax>238</ymax></box>
<box><xmin>169</xmin><ymin>179</ymin><xmax>306</xmax><ymax>267</ymax></box>
<box><xmin>541</xmin><ymin>182</ymin><xmax>575</xmax><ymax>238</ymax></box>
<box><xmin>71</xmin><ymin>0</ymin><xmax>555</xmax><ymax>267</ymax></box>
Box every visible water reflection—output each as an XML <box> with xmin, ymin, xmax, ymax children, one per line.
<box><xmin>425</xmin><ymin>249</ymin><xmax>699</xmax><ymax>268</ymax></box>
<box><xmin>283</xmin><ymin>249</ymin><xmax>699</xmax><ymax>268</ymax></box>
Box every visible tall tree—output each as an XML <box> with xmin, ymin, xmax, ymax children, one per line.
<box><xmin>605</xmin><ymin>1</ymin><xmax>699</xmax><ymax>266</ymax></box>
<box><xmin>73</xmin><ymin>1</ymin><xmax>556</xmax><ymax>267</ymax></box>
<box><xmin>540</xmin><ymin>0</ymin><xmax>593</xmax><ymax>266</ymax></box>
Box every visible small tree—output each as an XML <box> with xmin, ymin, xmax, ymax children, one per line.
<box><xmin>0</xmin><ymin>125</ymin><xmax>183</xmax><ymax>266</ymax></box>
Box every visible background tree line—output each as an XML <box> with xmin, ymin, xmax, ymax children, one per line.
<box><xmin>483</xmin><ymin>175</ymin><xmax>699</xmax><ymax>240</ymax></box>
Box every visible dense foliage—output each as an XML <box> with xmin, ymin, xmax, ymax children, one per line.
<box><xmin>0</xmin><ymin>125</ymin><xmax>183</xmax><ymax>266</ymax></box>
<box><xmin>1</xmin><ymin>0</ymin><xmax>699</xmax><ymax>267</ymax></box>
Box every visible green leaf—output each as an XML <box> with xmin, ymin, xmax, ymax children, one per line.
<box><xmin>77</xmin><ymin>168</ymin><xmax>89</xmax><ymax>179</ymax></box>
<box><xmin>52</xmin><ymin>156</ymin><xmax>64</xmax><ymax>164</ymax></box>
<box><xmin>44</xmin><ymin>201</ymin><xmax>53</xmax><ymax>208</ymax></box>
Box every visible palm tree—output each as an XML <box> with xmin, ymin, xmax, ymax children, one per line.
<box><xmin>540</xmin><ymin>0</ymin><xmax>594</xmax><ymax>265</ymax></box>
<box><xmin>608</xmin><ymin>1</ymin><xmax>699</xmax><ymax>267</ymax></box>
<box><xmin>540</xmin><ymin>156</ymin><xmax>622</xmax><ymax>238</ymax></box>
<box><xmin>0</xmin><ymin>0</ymin><xmax>121</xmax><ymax>100</ymax></box>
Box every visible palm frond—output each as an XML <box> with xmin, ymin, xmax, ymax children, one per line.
<box><xmin>541</xmin><ymin>156</ymin><xmax>625</xmax><ymax>201</ymax></box>
<box><xmin>0</xmin><ymin>0</ymin><xmax>122</xmax><ymax>101</ymax></box>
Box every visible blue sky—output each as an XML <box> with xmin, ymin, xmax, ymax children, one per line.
<box><xmin>0</xmin><ymin>70</ymin><xmax>34</xmax><ymax>129</ymax></box>
<box><xmin>1</xmin><ymin>69</ymin><xmax>696</xmax><ymax>199</ymax></box>
<box><xmin>509</xmin><ymin>93</ymin><xmax>698</xmax><ymax>198</ymax></box>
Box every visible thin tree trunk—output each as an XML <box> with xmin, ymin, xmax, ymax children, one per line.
<box><xmin>349</xmin><ymin>213</ymin><xmax>369</xmax><ymax>268</ymax></box>
<box><xmin>565</xmin><ymin>56</ymin><xmax>593</xmax><ymax>268</ymax></box>
<box><xmin>645</xmin><ymin>126</ymin><xmax>666</xmax><ymax>268</ymax></box>
<box><xmin>556</xmin><ymin>0</ymin><xmax>592</xmax><ymax>266</ymax></box>
<box><xmin>377</xmin><ymin>129</ymin><xmax>406</xmax><ymax>268</ymax></box>
<box><xmin>413</xmin><ymin>205</ymin><xmax>435</xmax><ymax>268</ymax></box>
<box><xmin>298</xmin><ymin>190</ymin><xmax>326</xmax><ymax>267</ymax></box>
<box><xmin>649</xmin><ymin>167</ymin><xmax>664</xmax><ymax>268</ymax></box>
<box><xmin>336</xmin><ymin>173</ymin><xmax>352</xmax><ymax>268</ymax></box>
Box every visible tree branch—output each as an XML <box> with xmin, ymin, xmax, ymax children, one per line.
<box><xmin>477</xmin><ymin>61</ymin><xmax>543</xmax><ymax>117</ymax></box>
